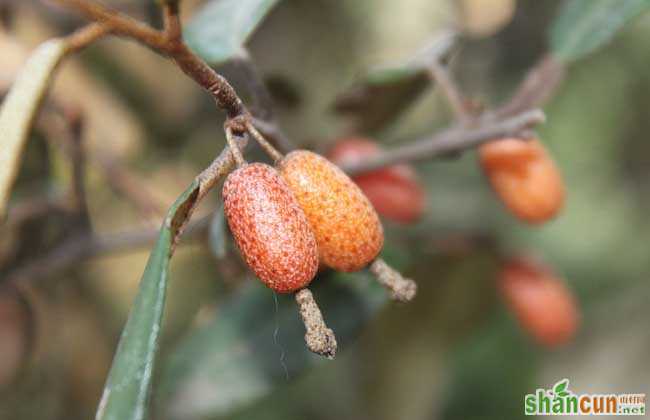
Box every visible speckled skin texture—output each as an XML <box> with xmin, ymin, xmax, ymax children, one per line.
<box><xmin>279</xmin><ymin>150</ymin><xmax>384</xmax><ymax>272</ymax></box>
<box><xmin>222</xmin><ymin>163</ymin><xmax>318</xmax><ymax>293</ymax></box>
<box><xmin>498</xmin><ymin>257</ymin><xmax>579</xmax><ymax>347</ymax></box>
<box><xmin>328</xmin><ymin>138</ymin><xmax>426</xmax><ymax>224</ymax></box>
<box><xmin>479</xmin><ymin>138</ymin><xmax>565</xmax><ymax>224</ymax></box>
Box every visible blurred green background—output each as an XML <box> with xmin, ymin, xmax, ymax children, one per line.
<box><xmin>1</xmin><ymin>0</ymin><xmax>649</xmax><ymax>419</ymax></box>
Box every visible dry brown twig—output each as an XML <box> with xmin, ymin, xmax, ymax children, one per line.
<box><xmin>343</xmin><ymin>109</ymin><xmax>545</xmax><ymax>175</ymax></box>
<box><xmin>428</xmin><ymin>60</ymin><xmax>473</xmax><ymax>125</ymax></box>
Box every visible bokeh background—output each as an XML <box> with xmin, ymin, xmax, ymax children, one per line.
<box><xmin>1</xmin><ymin>0</ymin><xmax>649</xmax><ymax>419</ymax></box>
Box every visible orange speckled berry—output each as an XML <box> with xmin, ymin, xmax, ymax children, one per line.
<box><xmin>479</xmin><ymin>138</ymin><xmax>565</xmax><ymax>224</ymax></box>
<box><xmin>498</xmin><ymin>257</ymin><xmax>579</xmax><ymax>347</ymax></box>
<box><xmin>222</xmin><ymin>163</ymin><xmax>318</xmax><ymax>293</ymax></box>
<box><xmin>278</xmin><ymin>150</ymin><xmax>384</xmax><ymax>272</ymax></box>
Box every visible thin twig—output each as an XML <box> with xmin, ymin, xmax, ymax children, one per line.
<box><xmin>343</xmin><ymin>109</ymin><xmax>545</xmax><ymax>175</ymax></box>
<box><xmin>494</xmin><ymin>54</ymin><xmax>566</xmax><ymax>118</ymax></box>
<box><xmin>4</xmin><ymin>215</ymin><xmax>211</xmax><ymax>284</ymax></box>
<box><xmin>55</xmin><ymin>0</ymin><xmax>248</xmax><ymax>118</ymax></box>
<box><xmin>251</xmin><ymin>117</ymin><xmax>295</xmax><ymax>154</ymax></box>
<box><xmin>65</xmin><ymin>109</ymin><xmax>90</xmax><ymax>225</ymax></box>
<box><xmin>428</xmin><ymin>60</ymin><xmax>472</xmax><ymax>125</ymax></box>
<box><xmin>161</xmin><ymin>1</ymin><xmax>182</xmax><ymax>43</ymax></box>
<box><xmin>232</xmin><ymin>55</ymin><xmax>295</xmax><ymax>152</ymax></box>
<box><xmin>64</xmin><ymin>22</ymin><xmax>110</xmax><ymax>53</ymax></box>
<box><xmin>246</xmin><ymin>121</ymin><xmax>283</xmax><ymax>162</ymax></box>
<box><xmin>6</xmin><ymin>127</ymin><xmax>249</xmax><ymax>284</ymax></box>
<box><xmin>95</xmin><ymin>154</ymin><xmax>166</xmax><ymax>221</ymax></box>
<box><xmin>295</xmin><ymin>288</ymin><xmax>337</xmax><ymax>359</ymax></box>
<box><xmin>224</xmin><ymin>127</ymin><xmax>246</xmax><ymax>167</ymax></box>
<box><xmin>231</xmin><ymin>54</ymin><xmax>275</xmax><ymax>120</ymax></box>
<box><xmin>34</xmin><ymin>110</ymin><xmax>90</xmax><ymax>225</ymax></box>
<box><xmin>37</xmin><ymin>106</ymin><xmax>165</xmax><ymax>222</ymax></box>
<box><xmin>369</xmin><ymin>258</ymin><xmax>417</xmax><ymax>302</ymax></box>
<box><xmin>5</xmin><ymin>196</ymin><xmax>67</xmax><ymax>229</ymax></box>
<box><xmin>54</xmin><ymin>0</ymin><xmax>168</xmax><ymax>51</ymax></box>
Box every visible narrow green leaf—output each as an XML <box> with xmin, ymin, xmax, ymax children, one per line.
<box><xmin>550</xmin><ymin>0</ymin><xmax>650</xmax><ymax>62</ymax></box>
<box><xmin>157</xmin><ymin>272</ymin><xmax>387</xmax><ymax>420</ymax></box>
<box><xmin>185</xmin><ymin>0</ymin><xmax>280</xmax><ymax>64</ymax></box>
<box><xmin>0</xmin><ymin>39</ymin><xmax>67</xmax><ymax>218</ymax></box>
<box><xmin>96</xmin><ymin>181</ymin><xmax>200</xmax><ymax>420</ymax></box>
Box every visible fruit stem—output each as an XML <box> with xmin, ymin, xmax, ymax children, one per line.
<box><xmin>225</xmin><ymin>126</ymin><xmax>246</xmax><ymax>167</ymax></box>
<box><xmin>369</xmin><ymin>258</ymin><xmax>417</xmax><ymax>302</ymax></box>
<box><xmin>246</xmin><ymin>121</ymin><xmax>284</xmax><ymax>163</ymax></box>
<box><xmin>295</xmin><ymin>288</ymin><xmax>337</xmax><ymax>359</ymax></box>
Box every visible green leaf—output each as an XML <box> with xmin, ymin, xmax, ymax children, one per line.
<box><xmin>550</xmin><ymin>0</ymin><xmax>650</xmax><ymax>62</ymax></box>
<box><xmin>0</xmin><ymin>39</ymin><xmax>67</xmax><ymax>218</ymax></box>
<box><xmin>156</xmin><ymin>272</ymin><xmax>387</xmax><ymax>419</ymax></box>
<box><xmin>96</xmin><ymin>181</ymin><xmax>200</xmax><ymax>420</ymax></box>
<box><xmin>185</xmin><ymin>0</ymin><xmax>280</xmax><ymax>64</ymax></box>
<box><xmin>553</xmin><ymin>378</ymin><xmax>569</xmax><ymax>396</ymax></box>
<box><xmin>332</xmin><ymin>33</ymin><xmax>456</xmax><ymax>133</ymax></box>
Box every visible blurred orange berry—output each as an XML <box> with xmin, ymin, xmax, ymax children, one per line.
<box><xmin>498</xmin><ymin>257</ymin><xmax>579</xmax><ymax>347</ymax></box>
<box><xmin>479</xmin><ymin>138</ymin><xmax>565</xmax><ymax>224</ymax></box>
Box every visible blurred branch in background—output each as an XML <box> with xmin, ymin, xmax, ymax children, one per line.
<box><xmin>343</xmin><ymin>108</ymin><xmax>545</xmax><ymax>175</ymax></box>
<box><xmin>3</xmin><ymin>215</ymin><xmax>210</xmax><ymax>286</ymax></box>
<box><xmin>231</xmin><ymin>54</ymin><xmax>295</xmax><ymax>153</ymax></box>
<box><xmin>37</xmin><ymin>103</ymin><xmax>166</xmax><ymax>223</ymax></box>
<box><xmin>494</xmin><ymin>54</ymin><xmax>566</xmax><ymax>118</ymax></box>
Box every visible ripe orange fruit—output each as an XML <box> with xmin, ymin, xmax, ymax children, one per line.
<box><xmin>222</xmin><ymin>163</ymin><xmax>318</xmax><ymax>293</ymax></box>
<box><xmin>479</xmin><ymin>138</ymin><xmax>565</xmax><ymax>224</ymax></box>
<box><xmin>278</xmin><ymin>150</ymin><xmax>384</xmax><ymax>272</ymax></box>
<box><xmin>328</xmin><ymin>138</ymin><xmax>426</xmax><ymax>224</ymax></box>
<box><xmin>498</xmin><ymin>257</ymin><xmax>579</xmax><ymax>347</ymax></box>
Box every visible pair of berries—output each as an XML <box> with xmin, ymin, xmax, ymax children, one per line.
<box><xmin>222</xmin><ymin>150</ymin><xmax>384</xmax><ymax>295</ymax></box>
<box><xmin>223</xmin><ymin>142</ymin><xmax>408</xmax><ymax>357</ymax></box>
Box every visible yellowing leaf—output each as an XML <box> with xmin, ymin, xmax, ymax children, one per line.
<box><xmin>0</xmin><ymin>39</ymin><xmax>67</xmax><ymax>217</ymax></box>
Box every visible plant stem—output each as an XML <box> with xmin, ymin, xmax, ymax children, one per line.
<box><xmin>225</xmin><ymin>127</ymin><xmax>246</xmax><ymax>167</ymax></box>
<box><xmin>246</xmin><ymin>121</ymin><xmax>283</xmax><ymax>162</ymax></box>
<box><xmin>295</xmin><ymin>288</ymin><xmax>337</xmax><ymax>359</ymax></box>
<box><xmin>64</xmin><ymin>22</ymin><xmax>111</xmax><ymax>53</ymax></box>
<box><xmin>343</xmin><ymin>109</ymin><xmax>545</xmax><ymax>175</ymax></box>
<box><xmin>55</xmin><ymin>0</ymin><xmax>168</xmax><ymax>50</ymax></box>
<box><xmin>369</xmin><ymin>258</ymin><xmax>417</xmax><ymax>302</ymax></box>
<box><xmin>161</xmin><ymin>1</ymin><xmax>182</xmax><ymax>43</ymax></box>
<box><xmin>54</xmin><ymin>0</ymin><xmax>247</xmax><ymax>118</ymax></box>
<box><xmin>428</xmin><ymin>60</ymin><xmax>472</xmax><ymax>125</ymax></box>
